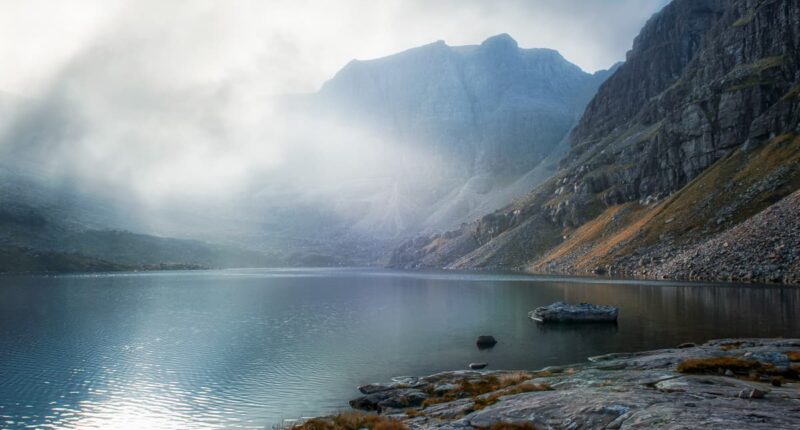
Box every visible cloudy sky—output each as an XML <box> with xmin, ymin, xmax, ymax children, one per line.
<box><xmin>1</xmin><ymin>0</ymin><xmax>669</xmax><ymax>97</ymax></box>
<box><xmin>0</xmin><ymin>0</ymin><xmax>670</xmax><ymax>208</ymax></box>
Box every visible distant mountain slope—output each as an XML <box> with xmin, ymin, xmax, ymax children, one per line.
<box><xmin>0</xmin><ymin>245</ymin><xmax>129</xmax><ymax>274</ymax></box>
<box><xmin>60</xmin><ymin>230</ymin><xmax>273</xmax><ymax>269</ymax></box>
<box><xmin>0</xmin><ymin>166</ymin><xmax>277</xmax><ymax>273</ymax></box>
<box><xmin>289</xmin><ymin>34</ymin><xmax>612</xmax><ymax>238</ymax></box>
<box><xmin>391</xmin><ymin>0</ymin><xmax>800</xmax><ymax>285</ymax></box>
<box><xmin>318</xmin><ymin>34</ymin><xmax>607</xmax><ymax>177</ymax></box>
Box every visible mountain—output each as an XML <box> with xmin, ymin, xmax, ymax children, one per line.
<box><xmin>0</xmin><ymin>165</ymin><xmax>278</xmax><ymax>273</ymax></box>
<box><xmin>284</xmin><ymin>34</ymin><xmax>612</xmax><ymax>240</ymax></box>
<box><xmin>390</xmin><ymin>0</ymin><xmax>800</xmax><ymax>285</ymax></box>
<box><xmin>317</xmin><ymin>34</ymin><xmax>607</xmax><ymax>178</ymax></box>
<box><xmin>0</xmin><ymin>35</ymin><xmax>614</xmax><ymax>270</ymax></box>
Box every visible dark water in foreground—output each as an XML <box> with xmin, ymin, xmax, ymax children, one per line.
<box><xmin>1</xmin><ymin>268</ymin><xmax>799</xmax><ymax>429</ymax></box>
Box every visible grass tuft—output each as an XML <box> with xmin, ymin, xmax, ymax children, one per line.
<box><xmin>720</xmin><ymin>342</ymin><xmax>743</xmax><ymax>351</ymax></box>
<box><xmin>498</xmin><ymin>372</ymin><xmax>532</xmax><ymax>386</ymax></box>
<box><xmin>422</xmin><ymin>374</ymin><xmax>550</xmax><ymax>409</ymax></box>
<box><xmin>786</xmin><ymin>351</ymin><xmax>800</xmax><ymax>362</ymax></box>
<box><xmin>733</xmin><ymin>14</ymin><xmax>754</xmax><ymax>27</ymax></box>
<box><xmin>291</xmin><ymin>412</ymin><xmax>408</xmax><ymax>430</ymax></box>
<box><xmin>403</xmin><ymin>408</ymin><xmax>424</xmax><ymax>418</ymax></box>
<box><xmin>781</xmin><ymin>85</ymin><xmax>800</xmax><ymax>101</ymax></box>
<box><xmin>676</xmin><ymin>357</ymin><xmax>759</xmax><ymax>374</ymax></box>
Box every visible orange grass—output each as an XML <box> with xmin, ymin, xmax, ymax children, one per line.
<box><xmin>676</xmin><ymin>357</ymin><xmax>759</xmax><ymax>373</ymax></box>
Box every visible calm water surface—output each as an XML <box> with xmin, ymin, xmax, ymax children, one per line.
<box><xmin>1</xmin><ymin>268</ymin><xmax>799</xmax><ymax>429</ymax></box>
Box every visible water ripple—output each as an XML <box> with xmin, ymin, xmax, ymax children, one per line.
<box><xmin>1</xmin><ymin>269</ymin><xmax>799</xmax><ymax>428</ymax></box>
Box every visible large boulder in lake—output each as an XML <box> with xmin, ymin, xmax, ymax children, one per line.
<box><xmin>529</xmin><ymin>302</ymin><xmax>618</xmax><ymax>323</ymax></box>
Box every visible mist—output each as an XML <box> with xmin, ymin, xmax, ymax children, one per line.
<box><xmin>0</xmin><ymin>0</ymin><xmax>669</xmax><ymax>251</ymax></box>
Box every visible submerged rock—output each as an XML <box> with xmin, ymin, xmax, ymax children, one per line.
<box><xmin>529</xmin><ymin>301</ymin><xmax>619</xmax><ymax>323</ymax></box>
<box><xmin>476</xmin><ymin>335</ymin><xmax>497</xmax><ymax>349</ymax></box>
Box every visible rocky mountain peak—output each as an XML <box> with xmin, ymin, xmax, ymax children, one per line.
<box><xmin>479</xmin><ymin>33</ymin><xmax>519</xmax><ymax>50</ymax></box>
<box><xmin>315</xmin><ymin>34</ymin><xmax>605</xmax><ymax>178</ymax></box>
<box><xmin>287</xmin><ymin>34</ymin><xmax>613</xmax><ymax>240</ymax></box>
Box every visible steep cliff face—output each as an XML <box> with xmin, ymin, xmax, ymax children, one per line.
<box><xmin>563</xmin><ymin>0</ymin><xmax>799</xmax><ymax>212</ymax></box>
<box><xmin>391</xmin><ymin>0</ymin><xmax>800</xmax><ymax>284</ymax></box>
<box><xmin>569</xmin><ymin>0</ymin><xmax>727</xmax><ymax>153</ymax></box>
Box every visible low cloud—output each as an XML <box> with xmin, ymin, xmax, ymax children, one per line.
<box><xmin>0</xmin><ymin>0</ymin><xmax>670</xmax><ymax>240</ymax></box>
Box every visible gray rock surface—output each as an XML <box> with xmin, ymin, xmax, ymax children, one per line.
<box><xmin>349</xmin><ymin>388</ymin><xmax>427</xmax><ymax>411</ymax></box>
<box><xmin>529</xmin><ymin>302</ymin><xmax>619</xmax><ymax>323</ymax></box>
<box><xmin>345</xmin><ymin>338</ymin><xmax>800</xmax><ymax>429</ymax></box>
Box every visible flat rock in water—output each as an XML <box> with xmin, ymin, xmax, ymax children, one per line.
<box><xmin>469</xmin><ymin>362</ymin><xmax>488</xmax><ymax>370</ymax></box>
<box><xmin>529</xmin><ymin>301</ymin><xmax>619</xmax><ymax>323</ymax></box>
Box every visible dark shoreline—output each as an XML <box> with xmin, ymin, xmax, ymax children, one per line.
<box><xmin>4</xmin><ymin>265</ymin><xmax>800</xmax><ymax>289</ymax></box>
<box><xmin>391</xmin><ymin>265</ymin><xmax>800</xmax><ymax>288</ymax></box>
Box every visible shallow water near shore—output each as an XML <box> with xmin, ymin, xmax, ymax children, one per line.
<box><xmin>1</xmin><ymin>268</ymin><xmax>799</xmax><ymax>429</ymax></box>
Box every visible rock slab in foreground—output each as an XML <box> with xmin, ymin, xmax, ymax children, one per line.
<box><xmin>348</xmin><ymin>338</ymin><xmax>800</xmax><ymax>429</ymax></box>
<box><xmin>528</xmin><ymin>301</ymin><xmax>619</xmax><ymax>323</ymax></box>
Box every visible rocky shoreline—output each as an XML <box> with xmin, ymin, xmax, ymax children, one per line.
<box><xmin>309</xmin><ymin>339</ymin><xmax>800</xmax><ymax>429</ymax></box>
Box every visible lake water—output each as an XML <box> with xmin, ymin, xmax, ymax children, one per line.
<box><xmin>1</xmin><ymin>268</ymin><xmax>799</xmax><ymax>429</ymax></box>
